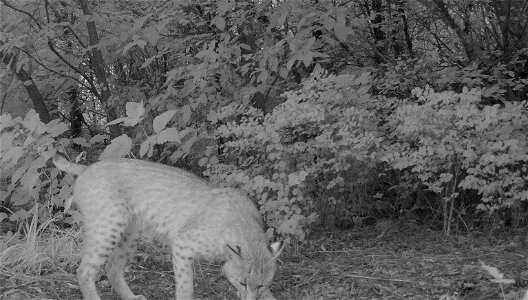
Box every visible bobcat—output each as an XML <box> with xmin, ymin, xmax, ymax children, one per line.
<box><xmin>53</xmin><ymin>155</ymin><xmax>284</xmax><ymax>300</ymax></box>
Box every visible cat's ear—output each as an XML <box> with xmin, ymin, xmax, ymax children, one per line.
<box><xmin>225</xmin><ymin>244</ymin><xmax>242</xmax><ymax>260</ymax></box>
<box><xmin>268</xmin><ymin>241</ymin><xmax>285</xmax><ymax>260</ymax></box>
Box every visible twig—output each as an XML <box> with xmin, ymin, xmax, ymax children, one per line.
<box><xmin>0</xmin><ymin>269</ymin><xmax>55</xmax><ymax>283</ymax></box>
<box><xmin>47</xmin><ymin>40</ymin><xmax>100</xmax><ymax>99</ymax></box>
<box><xmin>291</xmin><ymin>277</ymin><xmax>321</xmax><ymax>289</ymax></box>
<box><xmin>19</xmin><ymin>48</ymin><xmax>91</xmax><ymax>91</ymax></box>
<box><xmin>1</xmin><ymin>0</ymin><xmax>42</xmax><ymax>29</ymax></box>
<box><xmin>344</xmin><ymin>273</ymin><xmax>426</xmax><ymax>285</ymax></box>
<box><xmin>315</xmin><ymin>249</ymin><xmax>352</xmax><ymax>254</ymax></box>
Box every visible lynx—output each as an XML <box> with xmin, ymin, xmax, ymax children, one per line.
<box><xmin>53</xmin><ymin>155</ymin><xmax>284</xmax><ymax>300</ymax></box>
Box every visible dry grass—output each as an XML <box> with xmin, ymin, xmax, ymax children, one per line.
<box><xmin>0</xmin><ymin>206</ymin><xmax>81</xmax><ymax>281</ymax></box>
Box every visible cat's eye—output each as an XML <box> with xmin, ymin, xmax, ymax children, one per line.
<box><xmin>257</xmin><ymin>285</ymin><xmax>264</xmax><ymax>290</ymax></box>
<box><xmin>239</xmin><ymin>281</ymin><xmax>247</xmax><ymax>288</ymax></box>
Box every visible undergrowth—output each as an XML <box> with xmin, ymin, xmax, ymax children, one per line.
<box><xmin>0</xmin><ymin>206</ymin><xmax>80</xmax><ymax>278</ymax></box>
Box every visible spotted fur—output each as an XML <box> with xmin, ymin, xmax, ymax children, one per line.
<box><xmin>54</xmin><ymin>156</ymin><xmax>284</xmax><ymax>300</ymax></box>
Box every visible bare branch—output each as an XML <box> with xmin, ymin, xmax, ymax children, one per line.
<box><xmin>46</xmin><ymin>40</ymin><xmax>101</xmax><ymax>99</ymax></box>
<box><xmin>1</xmin><ymin>0</ymin><xmax>42</xmax><ymax>30</ymax></box>
<box><xmin>19</xmin><ymin>48</ymin><xmax>92</xmax><ymax>91</ymax></box>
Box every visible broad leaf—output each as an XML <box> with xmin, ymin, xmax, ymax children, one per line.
<box><xmin>99</xmin><ymin>134</ymin><xmax>132</xmax><ymax>159</ymax></box>
<box><xmin>140</xmin><ymin>136</ymin><xmax>156</xmax><ymax>157</ymax></box>
<box><xmin>157</xmin><ymin>127</ymin><xmax>180</xmax><ymax>144</ymax></box>
<box><xmin>153</xmin><ymin>109</ymin><xmax>177</xmax><ymax>134</ymax></box>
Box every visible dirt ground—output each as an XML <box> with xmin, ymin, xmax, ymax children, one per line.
<box><xmin>1</xmin><ymin>224</ymin><xmax>527</xmax><ymax>300</ymax></box>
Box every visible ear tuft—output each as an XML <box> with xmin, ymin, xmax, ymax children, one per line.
<box><xmin>268</xmin><ymin>240</ymin><xmax>285</xmax><ymax>260</ymax></box>
<box><xmin>225</xmin><ymin>244</ymin><xmax>242</xmax><ymax>259</ymax></box>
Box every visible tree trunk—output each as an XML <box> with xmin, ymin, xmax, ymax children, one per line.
<box><xmin>78</xmin><ymin>0</ymin><xmax>121</xmax><ymax>138</ymax></box>
<box><xmin>0</xmin><ymin>42</ymin><xmax>51</xmax><ymax>123</ymax></box>
<box><xmin>431</xmin><ymin>0</ymin><xmax>480</xmax><ymax>62</ymax></box>
<box><xmin>67</xmin><ymin>87</ymin><xmax>84</xmax><ymax>138</ymax></box>
<box><xmin>397</xmin><ymin>0</ymin><xmax>414</xmax><ymax>57</ymax></box>
<box><xmin>370</xmin><ymin>0</ymin><xmax>388</xmax><ymax>64</ymax></box>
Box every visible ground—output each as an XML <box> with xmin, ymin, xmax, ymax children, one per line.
<box><xmin>1</xmin><ymin>224</ymin><xmax>527</xmax><ymax>299</ymax></box>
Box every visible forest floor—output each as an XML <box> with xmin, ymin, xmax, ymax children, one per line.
<box><xmin>1</xmin><ymin>224</ymin><xmax>527</xmax><ymax>300</ymax></box>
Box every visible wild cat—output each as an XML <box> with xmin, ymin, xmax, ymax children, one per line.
<box><xmin>53</xmin><ymin>154</ymin><xmax>284</xmax><ymax>300</ymax></box>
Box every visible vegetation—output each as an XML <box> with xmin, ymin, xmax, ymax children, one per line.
<box><xmin>1</xmin><ymin>0</ymin><xmax>528</xmax><ymax>299</ymax></box>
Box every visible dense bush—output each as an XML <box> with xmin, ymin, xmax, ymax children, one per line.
<box><xmin>381</xmin><ymin>86</ymin><xmax>528</xmax><ymax>233</ymax></box>
<box><xmin>203</xmin><ymin>72</ymin><xmax>380</xmax><ymax>239</ymax></box>
<box><xmin>2</xmin><ymin>0</ymin><xmax>528</xmax><ymax>241</ymax></box>
<box><xmin>0</xmin><ymin>110</ymin><xmax>80</xmax><ymax>228</ymax></box>
<box><xmin>3</xmin><ymin>70</ymin><xmax>528</xmax><ymax>240</ymax></box>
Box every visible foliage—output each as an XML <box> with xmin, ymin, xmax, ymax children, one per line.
<box><xmin>0</xmin><ymin>110</ymin><xmax>78</xmax><ymax>226</ymax></box>
<box><xmin>381</xmin><ymin>86</ymin><xmax>528</xmax><ymax>232</ymax></box>
<box><xmin>373</xmin><ymin>58</ymin><xmax>437</xmax><ymax>98</ymax></box>
<box><xmin>374</xmin><ymin>52</ymin><xmax>528</xmax><ymax>104</ymax></box>
<box><xmin>201</xmin><ymin>71</ymin><xmax>380</xmax><ymax>240</ymax></box>
<box><xmin>1</xmin><ymin>0</ymin><xmax>528</xmax><ymax>240</ymax></box>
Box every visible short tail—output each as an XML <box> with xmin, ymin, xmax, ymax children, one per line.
<box><xmin>53</xmin><ymin>153</ymin><xmax>88</xmax><ymax>175</ymax></box>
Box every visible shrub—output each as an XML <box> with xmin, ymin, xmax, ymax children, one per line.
<box><xmin>203</xmin><ymin>71</ymin><xmax>381</xmax><ymax>240</ymax></box>
<box><xmin>0</xmin><ymin>110</ymin><xmax>79</xmax><ymax>229</ymax></box>
<box><xmin>382</xmin><ymin>85</ymin><xmax>528</xmax><ymax>234</ymax></box>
